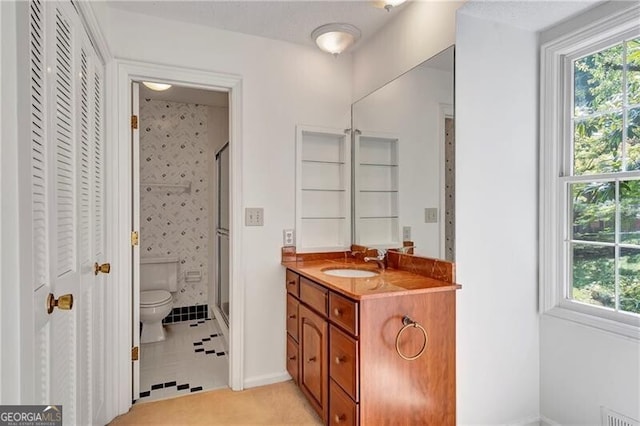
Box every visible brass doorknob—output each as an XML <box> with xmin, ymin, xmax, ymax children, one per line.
<box><xmin>47</xmin><ymin>293</ymin><xmax>73</xmax><ymax>314</ymax></box>
<box><xmin>94</xmin><ymin>262</ymin><xmax>111</xmax><ymax>275</ymax></box>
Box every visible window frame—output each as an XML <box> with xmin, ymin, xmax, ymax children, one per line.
<box><xmin>540</xmin><ymin>4</ymin><xmax>640</xmax><ymax>340</ymax></box>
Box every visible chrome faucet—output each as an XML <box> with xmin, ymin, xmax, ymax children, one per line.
<box><xmin>364</xmin><ymin>249</ymin><xmax>387</xmax><ymax>270</ymax></box>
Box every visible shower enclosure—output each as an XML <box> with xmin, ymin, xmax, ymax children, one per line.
<box><xmin>215</xmin><ymin>142</ymin><xmax>230</xmax><ymax>325</ymax></box>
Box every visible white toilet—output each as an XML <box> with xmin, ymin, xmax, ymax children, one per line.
<box><xmin>140</xmin><ymin>257</ymin><xmax>179</xmax><ymax>344</ymax></box>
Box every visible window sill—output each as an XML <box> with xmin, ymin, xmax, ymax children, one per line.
<box><xmin>544</xmin><ymin>305</ymin><xmax>640</xmax><ymax>341</ymax></box>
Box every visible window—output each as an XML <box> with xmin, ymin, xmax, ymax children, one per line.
<box><xmin>541</xmin><ymin>5</ymin><xmax>640</xmax><ymax>338</ymax></box>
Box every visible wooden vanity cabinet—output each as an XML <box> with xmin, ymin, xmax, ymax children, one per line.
<box><xmin>285</xmin><ymin>269</ymin><xmax>456</xmax><ymax>426</ymax></box>
<box><xmin>299</xmin><ymin>304</ymin><xmax>328</xmax><ymax>422</ymax></box>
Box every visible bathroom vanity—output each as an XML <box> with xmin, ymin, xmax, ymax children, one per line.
<box><xmin>282</xmin><ymin>248</ymin><xmax>460</xmax><ymax>425</ymax></box>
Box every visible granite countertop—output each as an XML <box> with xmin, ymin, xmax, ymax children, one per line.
<box><xmin>282</xmin><ymin>258</ymin><xmax>461</xmax><ymax>301</ymax></box>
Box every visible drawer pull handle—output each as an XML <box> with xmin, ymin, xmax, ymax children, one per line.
<box><xmin>288</xmin><ymin>280</ymin><xmax>296</xmax><ymax>286</ymax></box>
<box><xmin>335</xmin><ymin>355</ymin><xmax>346</xmax><ymax>364</ymax></box>
<box><xmin>333</xmin><ymin>308</ymin><xmax>342</xmax><ymax>316</ymax></box>
<box><xmin>334</xmin><ymin>414</ymin><xmax>346</xmax><ymax>423</ymax></box>
<box><xmin>288</xmin><ymin>314</ymin><xmax>296</xmax><ymax>319</ymax></box>
<box><xmin>395</xmin><ymin>315</ymin><xmax>428</xmax><ymax>361</ymax></box>
<box><xmin>306</xmin><ymin>356</ymin><xmax>316</xmax><ymax>363</ymax></box>
<box><xmin>288</xmin><ymin>355</ymin><xmax>296</xmax><ymax>360</ymax></box>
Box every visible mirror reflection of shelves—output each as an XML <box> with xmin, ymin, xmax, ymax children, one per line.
<box><xmin>296</xmin><ymin>126</ymin><xmax>351</xmax><ymax>252</ymax></box>
<box><xmin>141</xmin><ymin>181</ymin><xmax>191</xmax><ymax>193</ymax></box>
<box><xmin>354</xmin><ymin>132</ymin><xmax>400</xmax><ymax>247</ymax></box>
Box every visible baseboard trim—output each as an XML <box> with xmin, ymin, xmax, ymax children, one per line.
<box><xmin>243</xmin><ymin>372</ymin><xmax>291</xmax><ymax>389</ymax></box>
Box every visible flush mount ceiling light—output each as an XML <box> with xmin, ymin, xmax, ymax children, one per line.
<box><xmin>142</xmin><ymin>81</ymin><xmax>172</xmax><ymax>91</ymax></box>
<box><xmin>311</xmin><ymin>23</ymin><xmax>361</xmax><ymax>56</ymax></box>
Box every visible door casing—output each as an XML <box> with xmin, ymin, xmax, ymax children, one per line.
<box><xmin>111</xmin><ymin>60</ymin><xmax>244</xmax><ymax>416</ymax></box>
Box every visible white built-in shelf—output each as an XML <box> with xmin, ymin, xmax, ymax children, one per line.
<box><xmin>296</xmin><ymin>126</ymin><xmax>351</xmax><ymax>252</ymax></box>
<box><xmin>141</xmin><ymin>181</ymin><xmax>191</xmax><ymax>193</ymax></box>
<box><xmin>354</xmin><ymin>132</ymin><xmax>400</xmax><ymax>247</ymax></box>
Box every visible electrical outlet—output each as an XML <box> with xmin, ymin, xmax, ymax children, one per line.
<box><xmin>245</xmin><ymin>207</ymin><xmax>264</xmax><ymax>226</ymax></box>
<box><xmin>425</xmin><ymin>207</ymin><xmax>438</xmax><ymax>223</ymax></box>
<box><xmin>402</xmin><ymin>226</ymin><xmax>411</xmax><ymax>241</ymax></box>
<box><xmin>283</xmin><ymin>229</ymin><xmax>295</xmax><ymax>246</ymax></box>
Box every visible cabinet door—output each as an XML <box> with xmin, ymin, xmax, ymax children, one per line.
<box><xmin>299</xmin><ymin>304</ymin><xmax>328</xmax><ymax>422</ymax></box>
<box><xmin>286</xmin><ymin>335</ymin><xmax>299</xmax><ymax>384</ymax></box>
<box><xmin>287</xmin><ymin>294</ymin><xmax>299</xmax><ymax>341</ymax></box>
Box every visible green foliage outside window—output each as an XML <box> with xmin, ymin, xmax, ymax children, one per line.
<box><xmin>570</xmin><ymin>38</ymin><xmax>640</xmax><ymax>315</ymax></box>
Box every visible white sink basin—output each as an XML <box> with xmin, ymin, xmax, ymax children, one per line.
<box><xmin>322</xmin><ymin>268</ymin><xmax>379</xmax><ymax>278</ymax></box>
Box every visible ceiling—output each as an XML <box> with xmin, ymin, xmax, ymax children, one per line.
<box><xmin>124</xmin><ymin>0</ymin><xmax>601</xmax><ymax>105</ymax></box>
<box><xmin>459</xmin><ymin>0</ymin><xmax>601</xmax><ymax>32</ymax></box>
<box><xmin>108</xmin><ymin>0</ymin><xmax>604</xmax><ymax>53</ymax></box>
<box><xmin>107</xmin><ymin>0</ymin><xmax>405</xmax><ymax>52</ymax></box>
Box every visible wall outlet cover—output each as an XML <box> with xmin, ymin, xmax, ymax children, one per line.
<box><xmin>402</xmin><ymin>226</ymin><xmax>411</xmax><ymax>241</ymax></box>
<box><xmin>283</xmin><ymin>229</ymin><xmax>295</xmax><ymax>246</ymax></box>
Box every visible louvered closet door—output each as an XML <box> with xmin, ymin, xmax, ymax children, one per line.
<box><xmin>29</xmin><ymin>1</ymin><xmax>106</xmax><ymax>424</ymax></box>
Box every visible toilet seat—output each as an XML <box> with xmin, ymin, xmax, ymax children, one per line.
<box><xmin>140</xmin><ymin>290</ymin><xmax>172</xmax><ymax>307</ymax></box>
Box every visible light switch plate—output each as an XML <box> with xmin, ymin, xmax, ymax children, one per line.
<box><xmin>425</xmin><ymin>207</ymin><xmax>438</xmax><ymax>223</ymax></box>
<box><xmin>245</xmin><ymin>207</ymin><xmax>264</xmax><ymax>226</ymax></box>
<box><xmin>402</xmin><ymin>226</ymin><xmax>411</xmax><ymax>241</ymax></box>
<box><xmin>283</xmin><ymin>229</ymin><xmax>295</xmax><ymax>246</ymax></box>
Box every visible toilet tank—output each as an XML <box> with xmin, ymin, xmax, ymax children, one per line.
<box><xmin>140</xmin><ymin>257</ymin><xmax>179</xmax><ymax>292</ymax></box>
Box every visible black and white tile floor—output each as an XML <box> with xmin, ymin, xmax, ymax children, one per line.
<box><xmin>138</xmin><ymin>318</ymin><xmax>228</xmax><ymax>402</ymax></box>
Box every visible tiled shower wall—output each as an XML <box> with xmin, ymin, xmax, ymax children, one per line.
<box><xmin>140</xmin><ymin>99</ymin><xmax>210</xmax><ymax>308</ymax></box>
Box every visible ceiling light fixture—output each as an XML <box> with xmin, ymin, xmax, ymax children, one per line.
<box><xmin>372</xmin><ymin>0</ymin><xmax>407</xmax><ymax>11</ymax></box>
<box><xmin>142</xmin><ymin>81</ymin><xmax>172</xmax><ymax>91</ymax></box>
<box><xmin>311</xmin><ymin>23</ymin><xmax>361</xmax><ymax>56</ymax></box>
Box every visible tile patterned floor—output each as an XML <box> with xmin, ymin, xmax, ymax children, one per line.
<box><xmin>138</xmin><ymin>318</ymin><xmax>228</xmax><ymax>402</ymax></box>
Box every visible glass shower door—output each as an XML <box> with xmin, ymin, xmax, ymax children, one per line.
<box><xmin>216</xmin><ymin>143</ymin><xmax>230</xmax><ymax>325</ymax></box>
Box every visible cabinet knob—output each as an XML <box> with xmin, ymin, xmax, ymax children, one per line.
<box><xmin>288</xmin><ymin>355</ymin><xmax>296</xmax><ymax>361</ymax></box>
<box><xmin>306</xmin><ymin>356</ymin><xmax>316</xmax><ymax>363</ymax></box>
<box><xmin>288</xmin><ymin>314</ymin><xmax>296</xmax><ymax>319</ymax></box>
<box><xmin>334</xmin><ymin>414</ymin><xmax>346</xmax><ymax>423</ymax></box>
<box><xmin>94</xmin><ymin>262</ymin><xmax>111</xmax><ymax>275</ymax></box>
<box><xmin>333</xmin><ymin>308</ymin><xmax>342</xmax><ymax>316</ymax></box>
<box><xmin>46</xmin><ymin>293</ymin><xmax>74</xmax><ymax>314</ymax></box>
<box><xmin>335</xmin><ymin>355</ymin><xmax>346</xmax><ymax>364</ymax></box>
<box><xmin>287</xmin><ymin>280</ymin><xmax>296</xmax><ymax>286</ymax></box>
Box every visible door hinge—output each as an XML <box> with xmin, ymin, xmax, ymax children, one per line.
<box><xmin>131</xmin><ymin>231</ymin><xmax>139</xmax><ymax>246</ymax></box>
<box><xmin>131</xmin><ymin>115</ymin><xmax>138</xmax><ymax>130</ymax></box>
<box><xmin>131</xmin><ymin>346</ymin><xmax>139</xmax><ymax>361</ymax></box>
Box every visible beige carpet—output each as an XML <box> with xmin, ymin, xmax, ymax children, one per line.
<box><xmin>109</xmin><ymin>381</ymin><xmax>322</xmax><ymax>425</ymax></box>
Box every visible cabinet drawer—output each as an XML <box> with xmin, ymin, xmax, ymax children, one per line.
<box><xmin>286</xmin><ymin>270</ymin><xmax>300</xmax><ymax>297</ymax></box>
<box><xmin>329</xmin><ymin>292</ymin><xmax>358</xmax><ymax>336</ymax></box>
<box><xmin>329</xmin><ymin>325</ymin><xmax>359</xmax><ymax>401</ymax></box>
<box><xmin>286</xmin><ymin>335</ymin><xmax>299</xmax><ymax>385</ymax></box>
<box><xmin>330</xmin><ymin>380</ymin><xmax>359</xmax><ymax>426</ymax></box>
<box><xmin>300</xmin><ymin>277</ymin><xmax>328</xmax><ymax>316</ymax></box>
<box><xmin>287</xmin><ymin>294</ymin><xmax>299</xmax><ymax>342</ymax></box>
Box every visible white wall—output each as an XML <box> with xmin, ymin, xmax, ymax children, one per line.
<box><xmin>455</xmin><ymin>13</ymin><xmax>540</xmax><ymax>424</ymax></box>
<box><xmin>539</xmin><ymin>3</ymin><xmax>640</xmax><ymax>424</ymax></box>
<box><xmin>97</xmin><ymin>7</ymin><xmax>352</xmax><ymax>387</ymax></box>
<box><xmin>540</xmin><ymin>316</ymin><xmax>640</xmax><ymax>424</ymax></box>
<box><xmin>352</xmin><ymin>0</ymin><xmax>462</xmax><ymax>100</ymax></box>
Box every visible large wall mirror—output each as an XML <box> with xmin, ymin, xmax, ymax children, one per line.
<box><xmin>351</xmin><ymin>46</ymin><xmax>455</xmax><ymax>260</ymax></box>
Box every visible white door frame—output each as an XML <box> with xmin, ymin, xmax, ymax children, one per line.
<box><xmin>110</xmin><ymin>59</ymin><xmax>244</xmax><ymax>415</ymax></box>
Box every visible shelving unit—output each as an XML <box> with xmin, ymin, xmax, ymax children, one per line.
<box><xmin>296</xmin><ymin>126</ymin><xmax>351</xmax><ymax>252</ymax></box>
<box><xmin>354</xmin><ymin>132</ymin><xmax>400</xmax><ymax>247</ymax></box>
<box><xmin>140</xmin><ymin>181</ymin><xmax>191</xmax><ymax>193</ymax></box>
